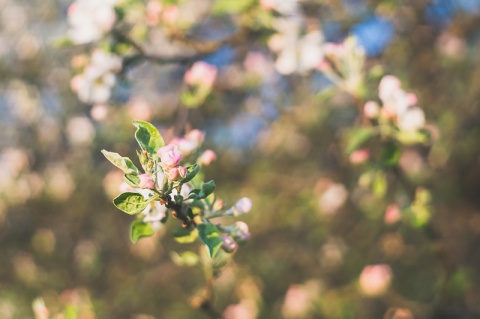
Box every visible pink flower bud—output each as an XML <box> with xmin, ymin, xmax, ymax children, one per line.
<box><xmin>363</xmin><ymin>101</ymin><xmax>379</xmax><ymax>118</ymax></box>
<box><xmin>359</xmin><ymin>264</ymin><xmax>392</xmax><ymax>296</ymax></box>
<box><xmin>233</xmin><ymin>221</ymin><xmax>250</xmax><ymax>243</ymax></box>
<box><xmin>234</xmin><ymin>197</ymin><xmax>252</xmax><ymax>215</ymax></box>
<box><xmin>138</xmin><ymin>174</ymin><xmax>155</xmax><ymax>189</ymax></box>
<box><xmin>198</xmin><ymin>149</ymin><xmax>217</xmax><ymax>166</ymax></box>
<box><xmin>221</xmin><ymin>235</ymin><xmax>238</xmax><ymax>253</ymax></box>
<box><xmin>184</xmin><ymin>61</ymin><xmax>218</xmax><ymax>88</ymax></box>
<box><xmin>379</xmin><ymin>75</ymin><xmax>401</xmax><ymax>101</ymax></box>
<box><xmin>162</xmin><ymin>5</ymin><xmax>179</xmax><ymax>25</ymax></box>
<box><xmin>349</xmin><ymin>149</ymin><xmax>369</xmax><ymax>164</ymax></box>
<box><xmin>384</xmin><ymin>204</ymin><xmax>401</xmax><ymax>224</ymax></box>
<box><xmin>158</xmin><ymin>144</ymin><xmax>183</xmax><ymax>169</ymax></box>
<box><xmin>213</xmin><ymin>199</ymin><xmax>224</xmax><ymax>211</ymax></box>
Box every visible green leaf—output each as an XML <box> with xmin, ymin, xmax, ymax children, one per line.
<box><xmin>395</xmin><ymin>130</ymin><xmax>428</xmax><ymax>145</ymax></box>
<box><xmin>113</xmin><ymin>192</ymin><xmax>153</xmax><ymax>215</ymax></box>
<box><xmin>212</xmin><ymin>0</ymin><xmax>256</xmax><ymax>14</ymax></box>
<box><xmin>187</xmin><ymin>180</ymin><xmax>216</xmax><ymax>200</ymax></box>
<box><xmin>130</xmin><ymin>220</ymin><xmax>155</xmax><ymax>243</ymax></box>
<box><xmin>170</xmin><ymin>251</ymin><xmax>199</xmax><ymax>267</ymax></box>
<box><xmin>380</xmin><ymin>143</ymin><xmax>402</xmax><ymax>167</ymax></box>
<box><xmin>346</xmin><ymin>127</ymin><xmax>377</xmax><ymax>154</ymax></box>
<box><xmin>372</xmin><ymin>171</ymin><xmax>387</xmax><ymax>198</ymax></box>
<box><xmin>179</xmin><ymin>164</ymin><xmax>199</xmax><ymax>184</ymax></box>
<box><xmin>173</xmin><ymin>227</ymin><xmax>198</xmax><ymax>244</ymax></box>
<box><xmin>123</xmin><ymin>174</ymin><xmax>140</xmax><ymax>188</ymax></box>
<box><xmin>198</xmin><ymin>224</ymin><xmax>222</xmax><ymax>258</ymax></box>
<box><xmin>101</xmin><ymin>150</ymin><xmax>139</xmax><ymax>174</ymax></box>
<box><xmin>132</xmin><ymin>120</ymin><xmax>165</xmax><ymax>157</ymax></box>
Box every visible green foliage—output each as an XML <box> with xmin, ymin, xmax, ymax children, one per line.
<box><xmin>173</xmin><ymin>227</ymin><xmax>198</xmax><ymax>244</ymax></box>
<box><xmin>170</xmin><ymin>251</ymin><xmax>199</xmax><ymax>267</ymax></box>
<box><xmin>101</xmin><ymin>150</ymin><xmax>139</xmax><ymax>174</ymax></box>
<box><xmin>132</xmin><ymin>120</ymin><xmax>165</xmax><ymax>157</ymax></box>
<box><xmin>179</xmin><ymin>164</ymin><xmax>199</xmax><ymax>183</ymax></box>
<box><xmin>346</xmin><ymin>127</ymin><xmax>377</xmax><ymax>153</ymax></box>
<box><xmin>197</xmin><ymin>223</ymin><xmax>222</xmax><ymax>258</ymax></box>
<box><xmin>113</xmin><ymin>192</ymin><xmax>154</xmax><ymax>215</ymax></box>
<box><xmin>212</xmin><ymin>0</ymin><xmax>256</xmax><ymax>14</ymax></box>
<box><xmin>130</xmin><ymin>220</ymin><xmax>155</xmax><ymax>243</ymax></box>
<box><xmin>187</xmin><ymin>180</ymin><xmax>216</xmax><ymax>200</ymax></box>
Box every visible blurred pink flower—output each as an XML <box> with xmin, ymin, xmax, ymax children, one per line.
<box><xmin>359</xmin><ymin>264</ymin><xmax>392</xmax><ymax>296</ymax></box>
<box><xmin>397</xmin><ymin>107</ymin><xmax>425</xmax><ymax>132</ymax></box>
<box><xmin>350</xmin><ymin>149</ymin><xmax>369</xmax><ymax>164</ymax></box>
<box><xmin>363</xmin><ymin>101</ymin><xmax>379</xmax><ymax>118</ymax></box>
<box><xmin>223</xmin><ymin>300</ymin><xmax>257</xmax><ymax>319</ymax></box>
<box><xmin>198</xmin><ymin>149</ymin><xmax>217</xmax><ymax>166</ymax></box>
<box><xmin>158</xmin><ymin>144</ymin><xmax>182</xmax><ymax>169</ymax></box>
<box><xmin>146</xmin><ymin>0</ymin><xmax>162</xmax><ymax>26</ymax></box>
<box><xmin>282</xmin><ymin>285</ymin><xmax>311</xmax><ymax>318</ymax></box>
<box><xmin>384</xmin><ymin>204</ymin><xmax>401</xmax><ymax>225</ymax></box>
<box><xmin>138</xmin><ymin>174</ymin><xmax>154</xmax><ymax>189</ymax></box>
<box><xmin>162</xmin><ymin>5</ymin><xmax>179</xmax><ymax>25</ymax></box>
<box><xmin>184</xmin><ymin>61</ymin><xmax>218</xmax><ymax>88</ymax></box>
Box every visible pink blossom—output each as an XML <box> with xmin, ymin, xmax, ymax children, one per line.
<box><xmin>349</xmin><ymin>149</ymin><xmax>369</xmax><ymax>164</ymax></box>
<box><xmin>223</xmin><ymin>300</ymin><xmax>257</xmax><ymax>319</ymax></box>
<box><xmin>363</xmin><ymin>101</ymin><xmax>379</xmax><ymax>118</ymax></box>
<box><xmin>138</xmin><ymin>174</ymin><xmax>154</xmax><ymax>189</ymax></box>
<box><xmin>184</xmin><ymin>61</ymin><xmax>218</xmax><ymax>88</ymax></box>
<box><xmin>233</xmin><ymin>221</ymin><xmax>250</xmax><ymax>243</ymax></box>
<box><xmin>359</xmin><ymin>264</ymin><xmax>392</xmax><ymax>296</ymax></box>
<box><xmin>398</xmin><ymin>107</ymin><xmax>426</xmax><ymax>132</ymax></box>
<box><xmin>167</xmin><ymin>166</ymin><xmax>187</xmax><ymax>181</ymax></box>
<box><xmin>384</xmin><ymin>204</ymin><xmax>401</xmax><ymax>224</ymax></box>
<box><xmin>162</xmin><ymin>5</ymin><xmax>179</xmax><ymax>25</ymax></box>
<box><xmin>198</xmin><ymin>149</ymin><xmax>217</xmax><ymax>166</ymax></box>
<box><xmin>260</xmin><ymin>0</ymin><xmax>275</xmax><ymax>10</ymax></box>
<box><xmin>221</xmin><ymin>235</ymin><xmax>237</xmax><ymax>253</ymax></box>
<box><xmin>185</xmin><ymin>129</ymin><xmax>205</xmax><ymax>145</ymax></box>
<box><xmin>158</xmin><ymin>144</ymin><xmax>182</xmax><ymax>169</ymax></box>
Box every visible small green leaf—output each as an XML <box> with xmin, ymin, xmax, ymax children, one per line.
<box><xmin>124</xmin><ymin>174</ymin><xmax>140</xmax><ymax>188</ymax></box>
<box><xmin>372</xmin><ymin>171</ymin><xmax>387</xmax><ymax>198</ymax></box>
<box><xmin>346</xmin><ymin>127</ymin><xmax>377</xmax><ymax>154</ymax></box>
<box><xmin>130</xmin><ymin>220</ymin><xmax>155</xmax><ymax>243</ymax></box>
<box><xmin>170</xmin><ymin>251</ymin><xmax>199</xmax><ymax>267</ymax></box>
<box><xmin>173</xmin><ymin>227</ymin><xmax>198</xmax><ymax>244</ymax></box>
<box><xmin>198</xmin><ymin>224</ymin><xmax>222</xmax><ymax>258</ymax></box>
<box><xmin>380</xmin><ymin>143</ymin><xmax>402</xmax><ymax>167</ymax></box>
<box><xmin>132</xmin><ymin>120</ymin><xmax>165</xmax><ymax>157</ymax></box>
<box><xmin>180</xmin><ymin>164</ymin><xmax>199</xmax><ymax>183</ymax></box>
<box><xmin>113</xmin><ymin>192</ymin><xmax>153</xmax><ymax>215</ymax></box>
<box><xmin>188</xmin><ymin>180</ymin><xmax>216</xmax><ymax>200</ymax></box>
<box><xmin>395</xmin><ymin>130</ymin><xmax>428</xmax><ymax>145</ymax></box>
<box><xmin>101</xmin><ymin>150</ymin><xmax>139</xmax><ymax>174</ymax></box>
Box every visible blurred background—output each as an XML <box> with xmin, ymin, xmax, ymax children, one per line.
<box><xmin>2</xmin><ymin>0</ymin><xmax>480</xmax><ymax>318</ymax></box>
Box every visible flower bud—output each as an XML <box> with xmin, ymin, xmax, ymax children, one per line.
<box><xmin>349</xmin><ymin>149</ymin><xmax>369</xmax><ymax>165</ymax></box>
<box><xmin>232</xmin><ymin>221</ymin><xmax>250</xmax><ymax>244</ymax></box>
<box><xmin>158</xmin><ymin>144</ymin><xmax>183</xmax><ymax>169</ymax></box>
<box><xmin>138</xmin><ymin>174</ymin><xmax>155</xmax><ymax>189</ymax></box>
<box><xmin>221</xmin><ymin>235</ymin><xmax>238</xmax><ymax>253</ymax></box>
<box><xmin>186</xmin><ymin>129</ymin><xmax>204</xmax><ymax>145</ymax></box>
<box><xmin>198</xmin><ymin>149</ymin><xmax>217</xmax><ymax>166</ymax></box>
<box><xmin>384</xmin><ymin>204</ymin><xmax>401</xmax><ymax>225</ymax></box>
<box><xmin>233</xmin><ymin>197</ymin><xmax>253</xmax><ymax>216</ymax></box>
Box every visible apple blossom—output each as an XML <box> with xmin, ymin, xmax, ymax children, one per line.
<box><xmin>198</xmin><ymin>149</ymin><xmax>217</xmax><ymax>166</ymax></box>
<box><xmin>184</xmin><ymin>61</ymin><xmax>218</xmax><ymax>89</ymax></box>
<box><xmin>158</xmin><ymin>144</ymin><xmax>183</xmax><ymax>169</ymax></box>
<box><xmin>363</xmin><ymin>101</ymin><xmax>380</xmax><ymax>118</ymax></box>
<box><xmin>350</xmin><ymin>149</ymin><xmax>369</xmax><ymax>164</ymax></box>
<box><xmin>233</xmin><ymin>197</ymin><xmax>253</xmax><ymax>215</ymax></box>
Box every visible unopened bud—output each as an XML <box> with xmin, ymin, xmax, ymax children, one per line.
<box><xmin>167</xmin><ymin>166</ymin><xmax>188</xmax><ymax>181</ymax></box>
<box><xmin>364</xmin><ymin>101</ymin><xmax>379</xmax><ymax>119</ymax></box>
<box><xmin>233</xmin><ymin>197</ymin><xmax>252</xmax><ymax>216</ymax></box>
<box><xmin>232</xmin><ymin>221</ymin><xmax>250</xmax><ymax>244</ymax></box>
<box><xmin>138</xmin><ymin>150</ymin><xmax>149</xmax><ymax>166</ymax></box>
<box><xmin>138</xmin><ymin>174</ymin><xmax>155</xmax><ymax>189</ymax></box>
<box><xmin>221</xmin><ymin>235</ymin><xmax>238</xmax><ymax>253</ymax></box>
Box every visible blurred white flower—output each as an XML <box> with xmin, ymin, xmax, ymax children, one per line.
<box><xmin>66</xmin><ymin>116</ymin><xmax>95</xmax><ymax>146</ymax></box>
<box><xmin>318</xmin><ymin>182</ymin><xmax>348</xmax><ymax>215</ymax></box>
<box><xmin>397</xmin><ymin>107</ymin><xmax>426</xmax><ymax>132</ymax></box>
<box><xmin>71</xmin><ymin>49</ymin><xmax>121</xmax><ymax>104</ymax></box>
<box><xmin>68</xmin><ymin>0</ymin><xmax>118</xmax><ymax>44</ymax></box>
